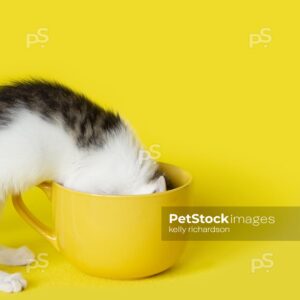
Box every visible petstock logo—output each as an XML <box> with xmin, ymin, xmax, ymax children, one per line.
<box><xmin>26</xmin><ymin>27</ymin><xmax>49</xmax><ymax>48</ymax></box>
<box><xmin>249</xmin><ymin>27</ymin><xmax>272</xmax><ymax>48</ymax></box>
<box><xmin>138</xmin><ymin>144</ymin><xmax>161</xmax><ymax>163</ymax></box>
<box><xmin>26</xmin><ymin>252</ymin><xmax>49</xmax><ymax>273</ymax></box>
<box><xmin>251</xmin><ymin>253</ymin><xmax>274</xmax><ymax>273</ymax></box>
<box><xmin>161</xmin><ymin>207</ymin><xmax>300</xmax><ymax>241</ymax></box>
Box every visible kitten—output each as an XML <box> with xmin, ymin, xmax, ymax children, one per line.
<box><xmin>0</xmin><ymin>80</ymin><xmax>166</xmax><ymax>292</ymax></box>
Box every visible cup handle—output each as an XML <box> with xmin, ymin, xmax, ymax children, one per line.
<box><xmin>12</xmin><ymin>182</ymin><xmax>59</xmax><ymax>250</ymax></box>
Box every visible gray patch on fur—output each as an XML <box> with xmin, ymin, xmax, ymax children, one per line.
<box><xmin>0</xmin><ymin>80</ymin><xmax>123</xmax><ymax>148</ymax></box>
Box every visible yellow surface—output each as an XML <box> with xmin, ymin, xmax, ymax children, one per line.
<box><xmin>0</xmin><ymin>0</ymin><xmax>299</xmax><ymax>299</ymax></box>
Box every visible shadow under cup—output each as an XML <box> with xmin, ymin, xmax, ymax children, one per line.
<box><xmin>12</xmin><ymin>162</ymin><xmax>192</xmax><ymax>279</ymax></box>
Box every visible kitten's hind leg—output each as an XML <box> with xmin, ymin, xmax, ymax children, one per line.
<box><xmin>0</xmin><ymin>271</ymin><xmax>27</xmax><ymax>293</ymax></box>
<box><xmin>0</xmin><ymin>247</ymin><xmax>32</xmax><ymax>292</ymax></box>
<box><xmin>0</xmin><ymin>246</ymin><xmax>35</xmax><ymax>266</ymax></box>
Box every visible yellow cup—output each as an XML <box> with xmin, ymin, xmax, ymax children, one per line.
<box><xmin>12</xmin><ymin>162</ymin><xmax>192</xmax><ymax>279</ymax></box>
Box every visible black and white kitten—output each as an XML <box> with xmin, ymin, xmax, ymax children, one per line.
<box><xmin>0</xmin><ymin>80</ymin><xmax>166</xmax><ymax>292</ymax></box>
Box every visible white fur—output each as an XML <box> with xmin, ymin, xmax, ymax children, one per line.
<box><xmin>0</xmin><ymin>246</ymin><xmax>34</xmax><ymax>266</ymax></box>
<box><xmin>0</xmin><ymin>109</ymin><xmax>165</xmax><ymax>199</ymax></box>
<box><xmin>0</xmin><ymin>271</ymin><xmax>27</xmax><ymax>293</ymax></box>
<box><xmin>0</xmin><ymin>246</ymin><xmax>34</xmax><ymax>293</ymax></box>
<box><xmin>0</xmin><ymin>109</ymin><xmax>166</xmax><ymax>292</ymax></box>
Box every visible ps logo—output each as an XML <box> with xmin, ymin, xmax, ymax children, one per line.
<box><xmin>249</xmin><ymin>28</ymin><xmax>272</xmax><ymax>48</ymax></box>
<box><xmin>251</xmin><ymin>252</ymin><xmax>274</xmax><ymax>273</ymax></box>
<box><xmin>26</xmin><ymin>28</ymin><xmax>49</xmax><ymax>48</ymax></box>
<box><xmin>138</xmin><ymin>144</ymin><xmax>161</xmax><ymax>163</ymax></box>
<box><xmin>26</xmin><ymin>253</ymin><xmax>49</xmax><ymax>273</ymax></box>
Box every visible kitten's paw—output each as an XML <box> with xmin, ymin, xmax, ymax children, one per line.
<box><xmin>0</xmin><ymin>273</ymin><xmax>27</xmax><ymax>293</ymax></box>
<box><xmin>11</xmin><ymin>246</ymin><xmax>35</xmax><ymax>266</ymax></box>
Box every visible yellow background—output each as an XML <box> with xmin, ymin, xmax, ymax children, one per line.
<box><xmin>0</xmin><ymin>0</ymin><xmax>299</xmax><ymax>299</ymax></box>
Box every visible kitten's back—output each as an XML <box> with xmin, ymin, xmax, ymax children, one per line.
<box><xmin>0</xmin><ymin>80</ymin><xmax>123</xmax><ymax>147</ymax></box>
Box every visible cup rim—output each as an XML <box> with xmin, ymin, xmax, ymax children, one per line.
<box><xmin>52</xmin><ymin>162</ymin><xmax>192</xmax><ymax>199</ymax></box>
